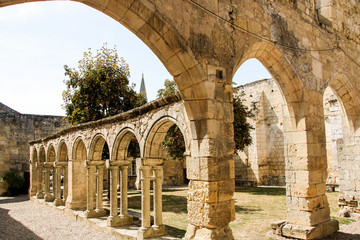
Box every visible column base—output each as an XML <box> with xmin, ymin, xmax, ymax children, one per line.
<box><xmin>54</xmin><ymin>199</ymin><xmax>65</xmax><ymax>206</ymax></box>
<box><xmin>137</xmin><ymin>225</ymin><xmax>167</xmax><ymax>240</ymax></box>
<box><xmin>36</xmin><ymin>192</ymin><xmax>44</xmax><ymax>199</ymax></box>
<box><xmin>44</xmin><ymin>194</ymin><xmax>55</xmax><ymax>202</ymax></box>
<box><xmin>271</xmin><ymin>219</ymin><xmax>339</xmax><ymax>239</ymax></box>
<box><xmin>107</xmin><ymin>214</ymin><xmax>133</xmax><ymax>227</ymax></box>
<box><xmin>184</xmin><ymin>224</ymin><xmax>234</xmax><ymax>240</ymax></box>
<box><xmin>83</xmin><ymin>209</ymin><xmax>107</xmax><ymax>218</ymax></box>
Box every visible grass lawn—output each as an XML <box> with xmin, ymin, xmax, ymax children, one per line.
<box><xmin>127</xmin><ymin>186</ymin><xmax>349</xmax><ymax>239</ymax></box>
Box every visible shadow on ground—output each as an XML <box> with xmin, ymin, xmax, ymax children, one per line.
<box><xmin>0</xmin><ymin>195</ymin><xmax>41</xmax><ymax>240</ymax></box>
<box><xmin>235</xmin><ymin>187</ymin><xmax>286</xmax><ymax>196</ymax></box>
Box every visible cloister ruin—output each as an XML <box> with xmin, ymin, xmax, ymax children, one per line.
<box><xmin>1</xmin><ymin>0</ymin><xmax>359</xmax><ymax>239</ymax></box>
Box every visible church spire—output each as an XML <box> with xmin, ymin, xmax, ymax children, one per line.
<box><xmin>140</xmin><ymin>73</ymin><xmax>147</xmax><ymax>101</ymax></box>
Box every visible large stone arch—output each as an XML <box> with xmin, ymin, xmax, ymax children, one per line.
<box><xmin>39</xmin><ymin>146</ymin><xmax>46</xmax><ymax>163</ymax></box>
<box><xmin>234</xmin><ymin>41</ymin><xmax>301</xmax><ymax>127</ymax></box>
<box><xmin>326</xmin><ymin>73</ymin><xmax>360</xmax><ymax>133</ymax></box>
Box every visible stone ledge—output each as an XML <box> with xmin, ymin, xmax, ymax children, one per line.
<box><xmin>272</xmin><ymin>219</ymin><xmax>339</xmax><ymax>239</ymax></box>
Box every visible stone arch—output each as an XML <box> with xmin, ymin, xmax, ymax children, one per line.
<box><xmin>113</xmin><ymin>127</ymin><xmax>140</xmax><ymax>161</ymax></box>
<box><xmin>31</xmin><ymin>147</ymin><xmax>38</xmax><ymax>163</ymax></box>
<box><xmin>47</xmin><ymin>144</ymin><xmax>56</xmax><ymax>162</ymax></box>
<box><xmin>0</xmin><ymin>0</ymin><xmax>207</xmax><ymax>105</ymax></box>
<box><xmin>39</xmin><ymin>146</ymin><xmax>46</xmax><ymax>163</ymax></box>
<box><xmin>89</xmin><ymin>134</ymin><xmax>109</xmax><ymax>161</ymax></box>
<box><xmin>144</xmin><ymin>116</ymin><xmax>188</xmax><ymax>158</ymax></box>
<box><xmin>57</xmin><ymin>140</ymin><xmax>69</xmax><ymax>162</ymax></box>
<box><xmin>72</xmin><ymin>137</ymin><xmax>87</xmax><ymax>162</ymax></box>
<box><xmin>326</xmin><ymin>73</ymin><xmax>360</xmax><ymax>133</ymax></box>
<box><xmin>234</xmin><ymin>41</ymin><xmax>301</xmax><ymax>128</ymax></box>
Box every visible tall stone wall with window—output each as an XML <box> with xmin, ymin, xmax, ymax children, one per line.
<box><xmin>0</xmin><ymin>102</ymin><xmax>64</xmax><ymax>194</ymax></box>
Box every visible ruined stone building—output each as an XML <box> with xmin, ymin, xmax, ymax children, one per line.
<box><xmin>0</xmin><ymin>102</ymin><xmax>64</xmax><ymax>195</ymax></box>
<box><xmin>235</xmin><ymin>78</ymin><xmax>347</xmax><ymax>188</ymax></box>
<box><xmin>1</xmin><ymin>0</ymin><xmax>360</xmax><ymax>239</ymax></box>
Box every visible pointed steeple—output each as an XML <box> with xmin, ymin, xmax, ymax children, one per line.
<box><xmin>140</xmin><ymin>73</ymin><xmax>147</xmax><ymax>101</ymax></box>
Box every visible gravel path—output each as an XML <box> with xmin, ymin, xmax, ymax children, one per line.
<box><xmin>0</xmin><ymin>194</ymin><xmax>120</xmax><ymax>240</ymax></box>
<box><xmin>1</xmin><ymin>194</ymin><xmax>360</xmax><ymax>240</ymax></box>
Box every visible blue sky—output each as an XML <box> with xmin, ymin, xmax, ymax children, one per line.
<box><xmin>0</xmin><ymin>1</ymin><xmax>271</xmax><ymax>116</ymax></box>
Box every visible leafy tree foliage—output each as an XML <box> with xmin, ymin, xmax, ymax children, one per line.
<box><xmin>233</xmin><ymin>86</ymin><xmax>254</xmax><ymax>151</ymax></box>
<box><xmin>157</xmin><ymin>79</ymin><xmax>178</xmax><ymax>98</ymax></box>
<box><xmin>62</xmin><ymin>45</ymin><xmax>146</xmax><ymax>125</ymax></box>
<box><xmin>163</xmin><ymin>124</ymin><xmax>186</xmax><ymax>159</ymax></box>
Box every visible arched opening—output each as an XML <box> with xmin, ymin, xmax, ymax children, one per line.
<box><xmin>44</xmin><ymin>144</ymin><xmax>56</xmax><ymax>202</ymax></box>
<box><xmin>84</xmin><ymin>135</ymin><xmax>109</xmax><ymax>218</ymax></box>
<box><xmin>67</xmin><ymin>138</ymin><xmax>87</xmax><ymax>210</ymax></box>
<box><xmin>54</xmin><ymin>141</ymin><xmax>69</xmax><ymax>206</ymax></box>
<box><xmin>231</xmin><ymin>43</ymin><xmax>300</xmax><ymax>238</ymax></box>
<box><xmin>233</xmin><ymin>58</ymin><xmax>286</xmax><ymax>187</ymax></box>
<box><xmin>325</xmin><ymin>74</ymin><xmax>360</xmax><ymax>212</ymax></box>
<box><xmin>36</xmin><ymin>146</ymin><xmax>46</xmax><ymax>199</ymax></box>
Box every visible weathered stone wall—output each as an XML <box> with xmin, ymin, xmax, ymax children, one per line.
<box><xmin>234</xmin><ymin>79</ymin><xmax>286</xmax><ymax>186</ymax></box>
<box><xmin>0</xmin><ymin>102</ymin><xmax>63</xmax><ymax>194</ymax></box>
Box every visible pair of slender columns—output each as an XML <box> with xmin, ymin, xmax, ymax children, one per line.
<box><xmin>107</xmin><ymin>160</ymin><xmax>133</xmax><ymax>226</ymax></box>
<box><xmin>54</xmin><ymin>162</ymin><xmax>68</xmax><ymax>206</ymax></box>
<box><xmin>44</xmin><ymin>163</ymin><xmax>55</xmax><ymax>202</ymax></box>
<box><xmin>138</xmin><ymin>162</ymin><xmax>167</xmax><ymax>239</ymax></box>
<box><xmin>84</xmin><ymin>161</ymin><xmax>106</xmax><ymax>218</ymax></box>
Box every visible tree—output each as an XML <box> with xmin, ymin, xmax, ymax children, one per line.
<box><xmin>62</xmin><ymin>44</ymin><xmax>146</xmax><ymax>125</ymax></box>
<box><xmin>156</xmin><ymin>79</ymin><xmax>178</xmax><ymax>98</ymax></box>
<box><xmin>157</xmin><ymin>79</ymin><xmax>253</xmax><ymax>152</ymax></box>
<box><xmin>233</xmin><ymin>86</ymin><xmax>254</xmax><ymax>151</ymax></box>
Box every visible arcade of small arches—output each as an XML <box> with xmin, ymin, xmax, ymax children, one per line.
<box><xmin>29</xmin><ymin>96</ymin><xmax>190</xmax><ymax>239</ymax></box>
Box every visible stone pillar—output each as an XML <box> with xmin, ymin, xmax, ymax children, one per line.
<box><xmin>44</xmin><ymin>165</ymin><xmax>53</xmax><ymax>201</ymax></box>
<box><xmin>138</xmin><ymin>158</ymin><xmax>167</xmax><ymax>239</ymax></box>
<box><xmin>29</xmin><ymin>160</ymin><xmax>37</xmax><ymax>196</ymax></box>
<box><xmin>54</xmin><ymin>165</ymin><xmax>63</xmax><ymax>206</ymax></box>
<box><xmin>120</xmin><ymin>166</ymin><xmax>128</xmax><ymax>216</ymax></box>
<box><xmin>108</xmin><ymin>166</ymin><xmax>119</xmax><ymax>221</ymax></box>
<box><xmin>182</xmin><ymin>67</ymin><xmax>235</xmax><ymax>240</ymax></box>
<box><xmin>63</xmin><ymin>166</ymin><xmax>68</xmax><ymax>202</ymax></box>
<box><xmin>153</xmin><ymin>166</ymin><xmax>164</xmax><ymax>228</ymax></box>
<box><xmin>95</xmin><ymin>165</ymin><xmax>106</xmax><ymax>216</ymax></box>
<box><xmin>272</xmin><ymin>91</ymin><xmax>339</xmax><ymax>239</ymax></box>
<box><xmin>84</xmin><ymin>165</ymin><xmax>96</xmax><ymax>218</ymax></box>
<box><xmin>140</xmin><ymin>166</ymin><xmax>151</xmax><ymax>229</ymax></box>
<box><xmin>107</xmin><ymin>160</ymin><xmax>133</xmax><ymax>227</ymax></box>
<box><xmin>36</xmin><ymin>164</ymin><xmax>44</xmax><ymax>199</ymax></box>
<box><xmin>66</xmin><ymin>159</ymin><xmax>87</xmax><ymax>210</ymax></box>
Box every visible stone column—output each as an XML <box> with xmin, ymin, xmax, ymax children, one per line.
<box><xmin>107</xmin><ymin>166</ymin><xmax>119</xmax><ymax>221</ymax></box>
<box><xmin>107</xmin><ymin>160</ymin><xmax>133</xmax><ymax>227</ymax></box>
<box><xmin>140</xmin><ymin>166</ymin><xmax>151</xmax><ymax>229</ymax></box>
<box><xmin>272</xmin><ymin>91</ymin><xmax>339</xmax><ymax>239</ymax></box>
<box><xmin>44</xmin><ymin>165</ymin><xmax>51</xmax><ymax>201</ymax></box>
<box><xmin>95</xmin><ymin>165</ymin><xmax>106</xmax><ymax>216</ymax></box>
<box><xmin>153</xmin><ymin>166</ymin><xmax>164</xmax><ymax>228</ymax></box>
<box><xmin>54</xmin><ymin>165</ymin><xmax>63</xmax><ymax>206</ymax></box>
<box><xmin>36</xmin><ymin>164</ymin><xmax>44</xmax><ymax>199</ymax></box>
<box><xmin>138</xmin><ymin>158</ymin><xmax>167</xmax><ymax>239</ymax></box>
<box><xmin>29</xmin><ymin>160</ymin><xmax>37</xmax><ymax>196</ymax></box>
<box><xmin>84</xmin><ymin>165</ymin><xmax>96</xmax><ymax>218</ymax></box>
<box><xmin>66</xmin><ymin>158</ymin><xmax>87</xmax><ymax>210</ymax></box>
<box><xmin>63</xmin><ymin>165</ymin><xmax>68</xmax><ymax>202</ymax></box>
<box><xmin>120</xmin><ymin>166</ymin><xmax>128</xmax><ymax>216</ymax></box>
